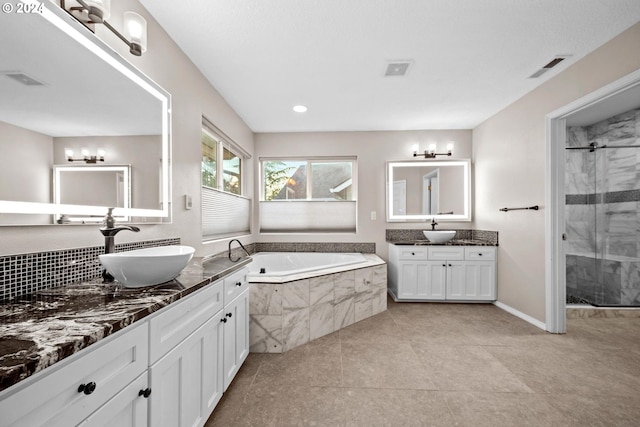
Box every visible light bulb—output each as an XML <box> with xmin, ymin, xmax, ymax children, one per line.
<box><xmin>65</xmin><ymin>149</ymin><xmax>74</xmax><ymax>160</ymax></box>
<box><xmin>447</xmin><ymin>142</ymin><xmax>454</xmax><ymax>152</ymax></box>
<box><xmin>428</xmin><ymin>143</ymin><xmax>436</xmax><ymax>153</ymax></box>
<box><xmin>411</xmin><ymin>144</ymin><xmax>419</xmax><ymax>154</ymax></box>
<box><xmin>124</xmin><ymin>12</ymin><xmax>147</xmax><ymax>54</ymax></box>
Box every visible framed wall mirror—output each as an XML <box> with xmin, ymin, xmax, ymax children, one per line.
<box><xmin>386</xmin><ymin>160</ymin><xmax>471</xmax><ymax>222</ymax></box>
<box><xmin>0</xmin><ymin>1</ymin><xmax>170</xmax><ymax>226</ymax></box>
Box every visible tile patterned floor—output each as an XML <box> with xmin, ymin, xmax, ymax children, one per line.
<box><xmin>206</xmin><ymin>297</ymin><xmax>640</xmax><ymax>427</ymax></box>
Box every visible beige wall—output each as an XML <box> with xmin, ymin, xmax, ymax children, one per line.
<box><xmin>254</xmin><ymin>130</ymin><xmax>472</xmax><ymax>260</ymax></box>
<box><xmin>0</xmin><ymin>0</ymin><xmax>255</xmax><ymax>257</ymax></box>
<box><xmin>473</xmin><ymin>22</ymin><xmax>640</xmax><ymax>323</ymax></box>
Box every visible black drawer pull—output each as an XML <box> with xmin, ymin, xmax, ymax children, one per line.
<box><xmin>78</xmin><ymin>382</ymin><xmax>97</xmax><ymax>395</ymax></box>
<box><xmin>221</xmin><ymin>318</ymin><xmax>227</xmax><ymax>323</ymax></box>
<box><xmin>442</xmin><ymin>264</ymin><xmax>446</xmax><ymax>267</ymax></box>
<box><xmin>226</xmin><ymin>312</ymin><xmax>233</xmax><ymax>318</ymax></box>
<box><xmin>139</xmin><ymin>388</ymin><xmax>152</xmax><ymax>398</ymax></box>
<box><xmin>449</xmin><ymin>264</ymin><xmax>452</xmax><ymax>267</ymax></box>
<box><xmin>478</xmin><ymin>253</ymin><xmax>483</xmax><ymax>256</ymax></box>
<box><xmin>236</xmin><ymin>281</ymin><xmax>242</xmax><ymax>287</ymax></box>
<box><xmin>411</xmin><ymin>252</ymin><xmax>415</xmax><ymax>256</ymax></box>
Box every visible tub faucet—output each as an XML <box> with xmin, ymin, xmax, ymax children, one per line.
<box><xmin>228</xmin><ymin>239</ymin><xmax>250</xmax><ymax>262</ymax></box>
<box><xmin>430</xmin><ymin>217</ymin><xmax>438</xmax><ymax>231</ymax></box>
<box><xmin>100</xmin><ymin>208</ymin><xmax>140</xmax><ymax>282</ymax></box>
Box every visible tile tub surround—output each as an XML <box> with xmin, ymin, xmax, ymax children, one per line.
<box><xmin>386</xmin><ymin>229</ymin><xmax>498</xmax><ymax>246</ymax></box>
<box><xmin>250</xmin><ymin>256</ymin><xmax>387</xmax><ymax>353</ymax></box>
<box><xmin>0</xmin><ymin>256</ymin><xmax>251</xmax><ymax>392</ymax></box>
<box><xmin>0</xmin><ymin>238</ymin><xmax>180</xmax><ymax>302</ymax></box>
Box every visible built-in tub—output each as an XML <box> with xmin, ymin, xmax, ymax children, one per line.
<box><xmin>248</xmin><ymin>252</ymin><xmax>387</xmax><ymax>353</ymax></box>
<box><xmin>247</xmin><ymin>252</ymin><xmax>368</xmax><ymax>282</ymax></box>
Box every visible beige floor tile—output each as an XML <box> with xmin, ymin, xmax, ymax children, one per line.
<box><xmin>341</xmin><ymin>341</ymin><xmax>437</xmax><ymax>390</ymax></box>
<box><xmin>412</xmin><ymin>343</ymin><xmax>533</xmax><ymax>393</ymax></box>
<box><xmin>208</xmin><ymin>300</ymin><xmax>640</xmax><ymax>427</ymax></box>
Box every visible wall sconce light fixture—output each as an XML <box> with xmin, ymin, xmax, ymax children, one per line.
<box><xmin>412</xmin><ymin>142</ymin><xmax>454</xmax><ymax>159</ymax></box>
<box><xmin>66</xmin><ymin>148</ymin><xmax>106</xmax><ymax>163</ymax></box>
<box><xmin>61</xmin><ymin>0</ymin><xmax>147</xmax><ymax>56</ymax></box>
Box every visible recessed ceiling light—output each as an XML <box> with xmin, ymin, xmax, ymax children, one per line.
<box><xmin>293</xmin><ymin>105</ymin><xmax>308</xmax><ymax>113</ymax></box>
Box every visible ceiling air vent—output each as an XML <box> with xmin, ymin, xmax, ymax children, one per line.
<box><xmin>529</xmin><ymin>55</ymin><xmax>570</xmax><ymax>79</ymax></box>
<box><xmin>385</xmin><ymin>60</ymin><xmax>414</xmax><ymax>77</ymax></box>
<box><xmin>3</xmin><ymin>72</ymin><xmax>45</xmax><ymax>86</ymax></box>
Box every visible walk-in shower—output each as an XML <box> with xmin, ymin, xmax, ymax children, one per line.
<box><xmin>565</xmin><ymin>107</ymin><xmax>640</xmax><ymax>307</ymax></box>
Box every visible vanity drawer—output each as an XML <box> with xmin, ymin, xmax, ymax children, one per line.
<box><xmin>427</xmin><ymin>247</ymin><xmax>465</xmax><ymax>260</ymax></box>
<box><xmin>224</xmin><ymin>268</ymin><xmax>248</xmax><ymax>305</ymax></box>
<box><xmin>0</xmin><ymin>322</ymin><xmax>148</xmax><ymax>427</ymax></box>
<box><xmin>465</xmin><ymin>247</ymin><xmax>496</xmax><ymax>260</ymax></box>
<box><xmin>396</xmin><ymin>247</ymin><xmax>429</xmax><ymax>260</ymax></box>
<box><xmin>149</xmin><ymin>280</ymin><xmax>224</xmax><ymax>363</ymax></box>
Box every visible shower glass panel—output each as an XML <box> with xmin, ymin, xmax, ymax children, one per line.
<box><xmin>565</xmin><ymin>108</ymin><xmax>640</xmax><ymax>307</ymax></box>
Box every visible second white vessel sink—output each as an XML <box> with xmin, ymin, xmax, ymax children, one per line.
<box><xmin>423</xmin><ymin>230</ymin><xmax>456</xmax><ymax>243</ymax></box>
<box><xmin>99</xmin><ymin>245</ymin><xmax>195</xmax><ymax>288</ymax></box>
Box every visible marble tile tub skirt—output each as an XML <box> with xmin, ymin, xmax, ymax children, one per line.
<box><xmin>249</xmin><ymin>258</ymin><xmax>387</xmax><ymax>353</ymax></box>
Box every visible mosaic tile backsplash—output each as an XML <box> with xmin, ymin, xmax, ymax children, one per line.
<box><xmin>0</xmin><ymin>238</ymin><xmax>179</xmax><ymax>302</ymax></box>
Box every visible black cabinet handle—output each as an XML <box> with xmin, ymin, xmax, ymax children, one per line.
<box><xmin>448</xmin><ymin>264</ymin><xmax>452</xmax><ymax>267</ymax></box>
<box><xmin>236</xmin><ymin>281</ymin><xmax>242</xmax><ymax>287</ymax></box>
<box><xmin>479</xmin><ymin>253</ymin><xmax>483</xmax><ymax>256</ymax></box>
<box><xmin>411</xmin><ymin>252</ymin><xmax>415</xmax><ymax>255</ymax></box>
<box><xmin>221</xmin><ymin>318</ymin><xmax>227</xmax><ymax>323</ymax></box>
<box><xmin>78</xmin><ymin>382</ymin><xmax>97</xmax><ymax>395</ymax></box>
<box><xmin>139</xmin><ymin>388</ymin><xmax>152</xmax><ymax>398</ymax></box>
<box><xmin>226</xmin><ymin>312</ymin><xmax>233</xmax><ymax>318</ymax></box>
<box><xmin>442</xmin><ymin>264</ymin><xmax>446</xmax><ymax>267</ymax></box>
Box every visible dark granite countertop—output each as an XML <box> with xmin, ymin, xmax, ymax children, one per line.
<box><xmin>0</xmin><ymin>256</ymin><xmax>252</xmax><ymax>393</ymax></box>
<box><xmin>388</xmin><ymin>239</ymin><xmax>498</xmax><ymax>246</ymax></box>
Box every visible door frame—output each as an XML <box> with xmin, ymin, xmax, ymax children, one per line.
<box><xmin>545</xmin><ymin>68</ymin><xmax>640</xmax><ymax>333</ymax></box>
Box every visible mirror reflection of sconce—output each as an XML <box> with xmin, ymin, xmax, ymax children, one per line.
<box><xmin>66</xmin><ymin>148</ymin><xmax>106</xmax><ymax>164</ymax></box>
<box><xmin>412</xmin><ymin>142</ymin><xmax>454</xmax><ymax>159</ymax></box>
<box><xmin>60</xmin><ymin>0</ymin><xmax>148</xmax><ymax>56</ymax></box>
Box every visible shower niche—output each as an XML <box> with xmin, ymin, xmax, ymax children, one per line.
<box><xmin>565</xmin><ymin>107</ymin><xmax>640</xmax><ymax>307</ymax></box>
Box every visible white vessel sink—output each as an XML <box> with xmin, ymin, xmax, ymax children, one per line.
<box><xmin>99</xmin><ymin>245</ymin><xmax>195</xmax><ymax>288</ymax></box>
<box><xmin>423</xmin><ymin>230</ymin><xmax>456</xmax><ymax>243</ymax></box>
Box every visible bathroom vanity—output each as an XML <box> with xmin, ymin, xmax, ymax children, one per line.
<box><xmin>387</xmin><ymin>230</ymin><xmax>498</xmax><ymax>302</ymax></box>
<box><xmin>0</xmin><ymin>258</ymin><xmax>250</xmax><ymax>427</ymax></box>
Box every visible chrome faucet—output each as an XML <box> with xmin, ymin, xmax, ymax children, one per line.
<box><xmin>100</xmin><ymin>208</ymin><xmax>140</xmax><ymax>282</ymax></box>
<box><xmin>228</xmin><ymin>239</ymin><xmax>250</xmax><ymax>262</ymax></box>
<box><xmin>430</xmin><ymin>217</ymin><xmax>438</xmax><ymax>231</ymax></box>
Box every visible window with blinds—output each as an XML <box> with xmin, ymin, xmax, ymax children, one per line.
<box><xmin>259</xmin><ymin>157</ymin><xmax>357</xmax><ymax>233</ymax></box>
<box><xmin>201</xmin><ymin>119</ymin><xmax>251</xmax><ymax>240</ymax></box>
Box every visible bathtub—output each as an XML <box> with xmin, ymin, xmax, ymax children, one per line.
<box><xmin>247</xmin><ymin>252</ymin><xmax>368</xmax><ymax>282</ymax></box>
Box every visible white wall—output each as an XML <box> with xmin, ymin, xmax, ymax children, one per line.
<box><xmin>0</xmin><ymin>0</ymin><xmax>255</xmax><ymax>257</ymax></box>
<box><xmin>473</xmin><ymin>22</ymin><xmax>640</xmax><ymax>323</ymax></box>
<box><xmin>254</xmin><ymin>130</ymin><xmax>472</xmax><ymax>260</ymax></box>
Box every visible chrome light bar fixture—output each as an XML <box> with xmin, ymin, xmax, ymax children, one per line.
<box><xmin>61</xmin><ymin>0</ymin><xmax>147</xmax><ymax>56</ymax></box>
<box><xmin>412</xmin><ymin>142</ymin><xmax>454</xmax><ymax>159</ymax></box>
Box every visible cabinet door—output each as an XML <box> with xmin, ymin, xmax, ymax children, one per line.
<box><xmin>77</xmin><ymin>373</ymin><xmax>148</xmax><ymax>427</ymax></box>
<box><xmin>446</xmin><ymin>261</ymin><xmax>496</xmax><ymax>300</ymax></box>
<box><xmin>149</xmin><ymin>313</ymin><xmax>224</xmax><ymax>427</ymax></box>
<box><xmin>223</xmin><ymin>288</ymin><xmax>249</xmax><ymax>390</ymax></box>
<box><xmin>397</xmin><ymin>262</ymin><xmax>446</xmax><ymax>300</ymax></box>
<box><xmin>463</xmin><ymin>261</ymin><xmax>497</xmax><ymax>300</ymax></box>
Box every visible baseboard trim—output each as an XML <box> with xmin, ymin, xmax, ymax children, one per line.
<box><xmin>493</xmin><ymin>301</ymin><xmax>547</xmax><ymax>331</ymax></box>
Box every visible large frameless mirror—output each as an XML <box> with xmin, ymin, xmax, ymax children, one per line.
<box><xmin>0</xmin><ymin>1</ymin><xmax>170</xmax><ymax>225</ymax></box>
<box><xmin>386</xmin><ymin>159</ymin><xmax>471</xmax><ymax>222</ymax></box>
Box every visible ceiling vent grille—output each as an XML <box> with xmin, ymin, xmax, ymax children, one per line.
<box><xmin>529</xmin><ymin>56</ymin><xmax>570</xmax><ymax>79</ymax></box>
<box><xmin>385</xmin><ymin>60</ymin><xmax>414</xmax><ymax>77</ymax></box>
<box><xmin>3</xmin><ymin>72</ymin><xmax>45</xmax><ymax>86</ymax></box>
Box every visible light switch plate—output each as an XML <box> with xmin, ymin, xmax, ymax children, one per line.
<box><xmin>184</xmin><ymin>194</ymin><xmax>192</xmax><ymax>210</ymax></box>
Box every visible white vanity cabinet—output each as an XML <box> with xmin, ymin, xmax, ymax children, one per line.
<box><xmin>388</xmin><ymin>244</ymin><xmax>496</xmax><ymax>302</ymax></box>
<box><xmin>0</xmin><ymin>266</ymin><xmax>250</xmax><ymax>427</ymax></box>
<box><xmin>0</xmin><ymin>322</ymin><xmax>149</xmax><ymax>427</ymax></box>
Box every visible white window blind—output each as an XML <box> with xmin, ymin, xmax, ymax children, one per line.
<box><xmin>202</xmin><ymin>187</ymin><xmax>251</xmax><ymax>239</ymax></box>
<box><xmin>260</xmin><ymin>200</ymin><xmax>356</xmax><ymax>233</ymax></box>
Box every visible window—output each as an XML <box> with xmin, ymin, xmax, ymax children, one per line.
<box><xmin>201</xmin><ymin>119</ymin><xmax>251</xmax><ymax>240</ymax></box>
<box><xmin>260</xmin><ymin>157</ymin><xmax>357</xmax><ymax>233</ymax></box>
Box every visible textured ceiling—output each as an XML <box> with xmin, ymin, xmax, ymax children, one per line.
<box><xmin>139</xmin><ymin>0</ymin><xmax>640</xmax><ymax>132</ymax></box>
